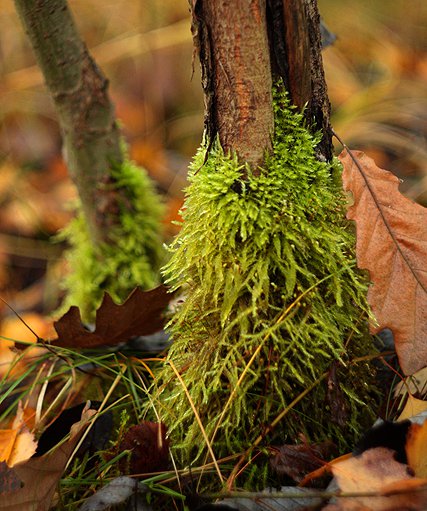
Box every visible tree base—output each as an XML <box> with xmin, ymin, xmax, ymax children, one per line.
<box><xmin>149</xmin><ymin>90</ymin><xmax>379</xmax><ymax>488</ymax></box>
<box><xmin>56</xmin><ymin>151</ymin><xmax>165</xmax><ymax>321</ymax></box>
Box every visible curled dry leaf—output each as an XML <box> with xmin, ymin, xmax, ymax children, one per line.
<box><xmin>0</xmin><ymin>403</ymin><xmax>37</xmax><ymax>467</ymax></box>
<box><xmin>0</xmin><ymin>404</ymin><xmax>95</xmax><ymax>511</ymax></box>
<box><xmin>340</xmin><ymin>150</ymin><xmax>427</xmax><ymax>375</ymax></box>
<box><xmin>324</xmin><ymin>447</ymin><xmax>427</xmax><ymax>511</ymax></box>
<box><xmin>52</xmin><ymin>285</ymin><xmax>173</xmax><ymax>349</ymax></box>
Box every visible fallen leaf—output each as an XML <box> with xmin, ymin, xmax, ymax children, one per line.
<box><xmin>115</xmin><ymin>421</ymin><xmax>169</xmax><ymax>475</ymax></box>
<box><xmin>0</xmin><ymin>404</ymin><xmax>95</xmax><ymax>511</ymax></box>
<box><xmin>0</xmin><ymin>462</ymin><xmax>21</xmax><ymax>495</ymax></box>
<box><xmin>35</xmin><ymin>402</ymin><xmax>112</xmax><ymax>458</ymax></box>
<box><xmin>353</xmin><ymin>420</ymin><xmax>411</xmax><ymax>464</ymax></box>
<box><xmin>406</xmin><ymin>421</ymin><xmax>427</xmax><ymax>477</ymax></box>
<box><xmin>52</xmin><ymin>285</ymin><xmax>173</xmax><ymax>349</ymax></box>
<box><xmin>78</xmin><ymin>476</ymin><xmax>138</xmax><ymax>511</ymax></box>
<box><xmin>325</xmin><ymin>447</ymin><xmax>427</xmax><ymax>510</ymax></box>
<box><xmin>0</xmin><ymin>403</ymin><xmax>37</xmax><ymax>467</ymax></box>
<box><xmin>214</xmin><ymin>487</ymin><xmax>324</xmax><ymax>511</ymax></box>
<box><xmin>270</xmin><ymin>440</ymin><xmax>335</xmax><ymax>483</ymax></box>
<box><xmin>340</xmin><ymin>150</ymin><xmax>427</xmax><ymax>375</ymax></box>
<box><xmin>398</xmin><ymin>393</ymin><xmax>427</xmax><ymax>421</ymax></box>
<box><xmin>0</xmin><ymin>431</ymin><xmax>18</xmax><ymax>466</ymax></box>
<box><xmin>326</xmin><ymin>361</ymin><xmax>349</xmax><ymax>427</ymax></box>
<box><xmin>298</xmin><ymin>453</ymin><xmax>352</xmax><ymax>487</ymax></box>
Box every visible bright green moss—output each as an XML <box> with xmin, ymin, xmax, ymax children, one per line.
<box><xmin>58</xmin><ymin>154</ymin><xmax>166</xmax><ymax>322</ymax></box>
<box><xmin>151</xmin><ymin>88</ymin><xmax>378</xmax><ymax>476</ymax></box>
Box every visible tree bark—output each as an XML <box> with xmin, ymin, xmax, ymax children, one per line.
<box><xmin>192</xmin><ymin>0</ymin><xmax>333</xmax><ymax>164</ymax></box>
<box><xmin>13</xmin><ymin>0</ymin><xmax>126</xmax><ymax>245</ymax></box>
<box><xmin>192</xmin><ymin>0</ymin><xmax>274</xmax><ymax>169</ymax></box>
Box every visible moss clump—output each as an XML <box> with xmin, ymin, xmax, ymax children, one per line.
<box><xmin>58</xmin><ymin>154</ymin><xmax>165</xmax><ymax>321</ymax></box>
<box><xmin>151</xmin><ymin>89</ymin><xmax>378</xmax><ymax>477</ymax></box>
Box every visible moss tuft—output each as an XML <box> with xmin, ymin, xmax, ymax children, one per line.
<box><xmin>58</xmin><ymin>154</ymin><xmax>165</xmax><ymax>321</ymax></box>
<box><xmin>150</xmin><ymin>89</ymin><xmax>378</xmax><ymax>480</ymax></box>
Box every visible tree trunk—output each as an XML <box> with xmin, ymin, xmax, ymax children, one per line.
<box><xmin>192</xmin><ymin>0</ymin><xmax>274</xmax><ymax>169</ymax></box>
<box><xmin>13</xmin><ymin>0</ymin><xmax>125</xmax><ymax>245</ymax></box>
<box><xmin>154</xmin><ymin>0</ymin><xmax>377</xmax><ymax>478</ymax></box>
<box><xmin>192</xmin><ymin>0</ymin><xmax>333</xmax><ymax>163</ymax></box>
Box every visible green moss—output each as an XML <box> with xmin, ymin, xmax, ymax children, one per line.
<box><xmin>150</xmin><ymin>88</ymin><xmax>378</xmax><ymax>478</ymax></box>
<box><xmin>58</xmin><ymin>154</ymin><xmax>166</xmax><ymax>321</ymax></box>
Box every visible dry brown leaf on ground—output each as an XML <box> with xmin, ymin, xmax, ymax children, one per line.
<box><xmin>340</xmin><ymin>150</ymin><xmax>427</xmax><ymax>375</ymax></box>
<box><xmin>324</xmin><ymin>447</ymin><xmax>427</xmax><ymax>511</ymax></box>
<box><xmin>52</xmin><ymin>285</ymin><xmax>173</xmax><ymax>349</ymax></box>
<box><xmin>406</xmin><ymin>421</ymin><xmax>427</xmax><ymax>478</ymax></box>
<box><xmin>113</xmin><ymin>421</ymin><xmax>170</xmax><ymax>475</ymax></box>
<box><xmin>270</xmin><ymin>440</ymin><xmax>335</xmax><ymax>483</ymax></box>
<box><xmin>0</xmin><ymin>403</ymin><xmax>95</xmax><ymax>511</ymax></box>
<box><xmin>398</xmin><ymin>394</ymin><xmax>427</xmax><ymax>421</ymax></box>
<box><xmin>0</xmin><ymin>403</ymin><xmax>37</xmax><ymax>467</ymax></box>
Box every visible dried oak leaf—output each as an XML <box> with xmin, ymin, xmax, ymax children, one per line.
<box><xmin>324</xmin><ymin>447</ymin><xmax>427</xmax><ymax>511</ymax></box>
<box><xmin>340</xmin><ymin>150</ymin><xmax>427</xmax><ymax>375</ymax></box>
<box><xmin>0</xmin><ymin>404</ymin><xmax>95</xmax><ymax>511</ymax></box>
<box><xmin>52</xmin><ymin>285</ymin><xmax>173</xmax><ymax>349</ymax></box>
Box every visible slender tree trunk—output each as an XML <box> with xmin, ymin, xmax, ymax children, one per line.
<box><xmin>192</xmin><ymin>0</ymin><xmax>333</xmax><ymax>164</ymax></box>
<box><xmin>269</xmin><ymin>0</ymin><xmax>332</xmax><ymax>160</ymax></box>
<box><xmin>192</xmin><ymin>0</ymin><xmax>274</xmax><ymax>169</ymax></box>
<box><xmin>156</xmin><ymin>0</ymin><xmax>376</xmax><ymax>474</ymax></box>
<box><xmin>13</xmin><ymin>0</ymin><xmax>126</xmax><ymax>245</ymax></box>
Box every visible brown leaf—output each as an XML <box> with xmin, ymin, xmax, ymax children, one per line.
<box><xmin>324</xmin><ymin>447</ymin><xmax>427</xmax><ymax>511</ymax></box>
<box><xmin>340</xmin><ymin>150</ymin><xmax>427</xmax><ymax>375</ymax></box>
<box><xmin>0</xmin><ymin>404</ymin><xmax>95</xmax><ymax>511</ymax></box>
<box><xmin>326</xmin><ymin>361</ymin><xmax>350</xmax><ymax>427</ymax></box>
<box><xmin>0</xmin><ymin>402</ymin><xmax>37</xmax><ymax>468</ymax></box>
<box><xmin>115</xmin><ymin>421</ymin><xmax>169</xmax><ymax>475</ymax></box>
<box><xmin>52</xmin><ymin>285</ymin><xmax>173</xmax><ymax>349</ymax></box>
<box><xmin>0</xmin><ymin>463</ymin><xmax>21</xmax><ymax>495</ymax></box>
<box><xmin>270</xmin><ymin>440</ymin><xmax>335</xmax><ymax>483</ymax></box>
<box><xmin>406</xmin><ymin>421</ymin><xmax>427</xmax><ymax>478</ymax></box>
<box><xmin>398</xmin><ymin>394</ymin><xmax>427</xmax><ymax>421</ymax></box>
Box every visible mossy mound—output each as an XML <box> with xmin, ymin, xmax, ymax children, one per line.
<box><xmin>58</xmin><ymin>155</ymin><xmax>165</xmax><ymax>322</ymax></box>
<box><xmin>152</xmin><ymin>90</ymin><xmax>378</xmax><ymax>476</ymax></box>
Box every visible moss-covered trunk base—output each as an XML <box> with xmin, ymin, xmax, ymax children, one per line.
<box><xmin>150</xmin><ymin>89</ymin><xmax>378</xmax><ymax>488</ymax></box>
<box><xmin>57</xmin><ymin>148</ymin><xmax>165</xmax><ymax>322</ymax></box>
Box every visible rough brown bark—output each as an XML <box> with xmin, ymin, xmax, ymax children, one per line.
<box><xmin>13</xmin><ymin>0</ymin><xmax>126</xmax><ymax>245</ymax></box>
<box><xmin>193</xmin><ymin>0</ymin><xmax>333</xmax><ymax>165</ymax></box>
<box><xmin>305</xmin><ymin>0</ymin><xmax>332</xmax><ymax>160</ymax></box>
<box><xmin>192</xmin><ymin>0</ymin><xmax>274</xmax><ymax>169</ymax></box>
<box><xmin>268</xmin><ymin>0</ymin><xmax>333</xmax><ymax>161</ymax></box>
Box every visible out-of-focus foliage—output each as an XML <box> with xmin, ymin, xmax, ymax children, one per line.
<box><xmin>320</xmin><ymin>0</ymin><xmax>427</xmax><ymax>204</ymax></box>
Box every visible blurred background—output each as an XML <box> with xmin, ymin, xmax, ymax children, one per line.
<box><xmin>0</xmin><ymin>0</ymin><xmax>426</xmax><ymax>330</ymax></box>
